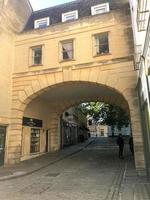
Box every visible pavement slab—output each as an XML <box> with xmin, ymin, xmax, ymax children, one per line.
<box><xmin>0</xmin><ymin>137</ymin><xmax>149</xmax><ymax>200</ymax></box>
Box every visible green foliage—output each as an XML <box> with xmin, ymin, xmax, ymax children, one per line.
<box><xmin>77</xmin><ymin>102</ymin><xmax>130</xmax><ymax>129</ymax></box>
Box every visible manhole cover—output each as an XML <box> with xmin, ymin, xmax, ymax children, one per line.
<box><xmin>45</xmin><ymin>173</ymin><xmax>60</xmax><ymax>177</ymax></box>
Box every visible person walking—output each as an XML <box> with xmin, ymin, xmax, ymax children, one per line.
<box><xmin>129</xmin><ymin>136</ymin><xmax>134</xmax><ymax>155</ymax></box>
<box><xmin>117</xmin><ymin>134</ymin><xmax>124</xmax><ymax>159</ymax></box>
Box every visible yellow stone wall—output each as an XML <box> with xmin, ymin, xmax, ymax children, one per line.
<box><xmin>14</xmin><ymin>9</ymin><xmax>133</xmax><ymax>73</ymax></box>
<box><xmin>0</xmin><ymin>1</ymin><xmax>146</xmax><ymax>173</ymax></box>
<box><xmin>0</xmin><ymin>0</ymin><xmax>32</xmax><ymax>124</ymax></box>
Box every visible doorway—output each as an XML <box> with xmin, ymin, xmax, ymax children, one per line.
<box><xmin>0</xmin><ymin>126</ymin><xmax>6</xmax><ymax>165</ymax></box>
<box><xmin>46</xmin><ymin>130</ymin><xmax>49</xmax><ymax>152</ymax></box>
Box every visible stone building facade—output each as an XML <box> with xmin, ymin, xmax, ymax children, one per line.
<box><xmin>0</xmin><ymin>0</ymin><xmax>146</xmax><ymax>174</ymax></box>
<box><xmin>129</xmin><ymin>0</ymin><xmax>150</xmax><ymax>177</ymax></box>
<box><xmin>60</xmin><ymin>107</ymin><xmax>88</xmax><ymax>148</ymax></box>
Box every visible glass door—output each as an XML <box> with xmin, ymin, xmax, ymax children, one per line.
<box><xmin>0</xmin><ymin>127</ymin><xmax>6</xmax><ymax>165</ymax></box>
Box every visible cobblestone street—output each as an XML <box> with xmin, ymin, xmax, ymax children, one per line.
<box><xmin>0</xmin><ymin>138</ymin><xmax>149</xmax><ymax>200</ymax></box>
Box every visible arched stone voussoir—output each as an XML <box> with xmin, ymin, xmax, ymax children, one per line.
<box><xmin>79</xmin><ymin>68</ymin><xmax>91</xmax><ymax>81</ymax></box>
<box><xmin>96</xmin><ymin>70</ymin><xmax>109</xmax><ymax>86</ymax></box>
<box><xmin>105</xmin><ymin>74</ymin><xmax>119</xmax><ymax>90</ymax></box>
<box><xmin>88</xmin><ymin>67</ymin><xmax>100</xmax><ymax>83</ymax></box>
<box><xmin>37</xmin><ymin>74</ymin><xmax>49</xmax><ymax>89</ymax></box>
<box><xmin>55</xmin><ymin>72</ymin><xmax>63</xmax><ymax>84</ymax></box>
<box><xmin>18</xmin><ymin>90</ymin><xmax>28</xmax><ymax>103</ymax></box>
<box><xmin>31</xmin><ymin>79</ymin><xmax>42</xmax><ymax>94</ymax></box>
<box><xmin>11</xmin><ymin>99</ymin><xmax>24</xmax><ymax>111</ymax></box>
<box><xmin>11</xmin><ymin>108</ymin><xmax>24</xmax><ymax>119</ymax></box>
<box><xmin>24</xmin><ymin>85</ymin><xmax>35</xmax><ymax>98</ymax></box>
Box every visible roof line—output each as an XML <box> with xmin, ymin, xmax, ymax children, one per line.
<box><xmin>32</xmin><ymin>0</ymin><xmax>78</xmax><ymax>13</ymax></box>
<box><xmin>27</xmin><ymin>0</ymin><xmax>33</xmax><ymax>12</ymax></box>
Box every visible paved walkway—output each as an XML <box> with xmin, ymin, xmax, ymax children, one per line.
<box><xmin>0</xmin><ymin>137</ymin><xmax>149</xmax><ymax>200</ymax></box>
<box><xmin>0</xmin><ymin>138</ymin><xmax>93</xmax><ymax>181</ymax></box>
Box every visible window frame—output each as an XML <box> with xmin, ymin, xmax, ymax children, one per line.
<box><xmin>62</xmin><ymin>10</ymin><xmax>78</xmax><ymax>22</ymax></box>
<box><xmin>32</xmin><ymin>46</ymin><xmax>42</xmax><ymax>65</ymax></box>
<box><xmin>29</xmin><ymin>45</ymin><xmax>44</xmax><ymax>67</ymax></box>
<box><xmin>34</xmin><ymin>17</ymin><xmax>50</xmax><ymax>29</ymax></box>
<box><xmin>60</xmin><ymin>39</ymin><xmax>74</xmax><ymax>61</ymax></box>
<box><xmin>93</xmin><ymin>32</ymin><xmax>110</xmax><ymax>56</ymax></box>
<box><xmin>30</xmin><ymin>128</ymin><xmax>40</xmax><ymax>154</ymax></box>
<box><xmin>91</xmin><ymin>3</ymin><xmax>110</xmax><ymax>16</ymax></box>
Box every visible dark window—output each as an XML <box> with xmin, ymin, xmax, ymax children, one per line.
<box><xmin>100</xmin><ymin>129</ymin><xmax>104</xmax><ymax>136</ymax></box>
<box><xmin>95</xmin><ymin>33</ymin><xmax>109</xmax><ymax>55</ymax></box>
<box><xmin>32</xmin><ymin>47</ymin><xmax>42</xmax><ymax>65</ymax></box>
<box><xmin>34</xmin><ymin>18</ymin><xmax>49</xmax><ymax>29</ymax></box>
<box><xmin>38</xmin><ymin>21</ymin><xmax>48</xmax><ymax>28</ymax></box>
<box><xmin>30</xmin><ymin>128</ymin><xmax>40</xmax><ymax>153</ymax></box>
<box><xmin>62</xmin><ymin>41</ymin><xmax>73</xmax><ymax>60</ymax></box>
<box><xmin>88</xmin><ymin>120</ymin><xmax>92</xmax><ymax>126</ymax></box>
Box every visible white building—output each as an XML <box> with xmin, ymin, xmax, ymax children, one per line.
<box><xmin>129</xmin><ymin>0</ymin><xmax>150</xmax><ymax>177</ymax></box>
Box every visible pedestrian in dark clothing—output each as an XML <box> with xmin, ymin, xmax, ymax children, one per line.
<box><xmin>129</xmin><ymin>136</ymin><xmax>134</xmax><ymax>155</ymax></box>
<box><xmin>117</xmin><ymin>134</ymin><xmax>124</xmax><ymax>159</ymax></box>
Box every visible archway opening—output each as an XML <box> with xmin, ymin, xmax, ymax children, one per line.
<box><xmin>21</xmin><ymin>81</ymin><xmax>132</xmax><ymax>161</ymax></box>
<box><xmin>59</xmin><ymin>101</ymin><xmax>132</xmax><ymax>156</ymax></box>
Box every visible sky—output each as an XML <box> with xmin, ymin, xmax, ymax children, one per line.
<box><xmin>29</xmin><ymin>0</ymin><xmax>75</xmax><ymax>11</ymax></box>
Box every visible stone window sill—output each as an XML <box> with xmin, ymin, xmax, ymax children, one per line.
<box><xmin>93</xmin><ymin>53</ymin><xmax>112</xmax><ymax>57</ymax></box>
<box><xmin>29</xmin><ymin>64</ymin><xmax>43</xmax><ymax>67</ymax></box>
<box><xmin>59</xmin><ymin>59</ymin><xmax>75</xmax><ymax>63</ymax></box>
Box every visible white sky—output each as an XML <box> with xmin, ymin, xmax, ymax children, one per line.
<box><xmin>29</xmin><ymin>0</ymin><xmax>76</xmax><ymax>11</ymax></box>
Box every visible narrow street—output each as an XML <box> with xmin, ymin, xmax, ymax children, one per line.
<box><xmin>0</xmin><ymin>138</ymin><xmax>149</xmax><ymax>200</ymax></box>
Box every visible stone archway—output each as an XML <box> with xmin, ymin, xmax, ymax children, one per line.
<box><xmin>7</xmin><ymin>61</ymin><xmax>145</xmax><ymax>172</ymax></box>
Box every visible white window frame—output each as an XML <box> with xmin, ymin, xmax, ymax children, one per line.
<box><xmin>32</xmin><ymin>46</ymin><xmax>42</xmax><ymax>65</ymax></box>
<box><xmin>93</xmin><ymin>32</ymin><xmax>109</xmax><ymax>56</ymax></box>
<box><xmin>62</xmin><ymin>10</ymin><xmax>78</xmax><ymax>22</ymax></box>
<box><xmin>34</xmin><ymin>17</ymin><xmax>50</xmax><ymax>29</ymax></box>
<box><xmin>59</xmin><ymin>39</ymin><xmax>74</xmax><ymax>61</ymax></box>
<box><xmin>91</xmin><ymin>3</ymin><xmax>110</xmax><ymax>16</ymax></box>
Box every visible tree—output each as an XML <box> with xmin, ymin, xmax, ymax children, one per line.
<box><xmin>98</xmin><ymin>104</ymin><xmax>129</xmax><ymax>136</ymax></box>
<box><xmin>77</xmin><ymin>102</ymin><xmax>130</xmax><ymax>137</ymax></box>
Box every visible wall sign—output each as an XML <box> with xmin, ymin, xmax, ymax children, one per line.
<box><xmin>23</xmin><ymin>117</ymin><xmax>43</xmax><ymax>128</ymax></box>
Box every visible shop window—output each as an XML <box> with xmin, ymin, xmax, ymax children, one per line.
<box><xmin>91</xmin><ymin>3</ymin><xmax>110</xmax><ymax>15</ymax></box>
<box><xmin>32</xmin><ymin>46</ymin><xmax>42</xmax><ymax>65</ymax></box>
<box><xmin>94</xmin><ymin>32</ymin><xmax>109</xmax><ymax>55</ymax></box>
<box><xmin>30</xmin><ymin>128</ymin><xmax>40</xmax><ymax>153</ymax></box>
<box><xmin>100</xmin><ymin>129</ymin><xmax>104</xmax><ymax>136</ymax></box>
<box><xmin>61</xmin><ymin>40</ymin><xmax>74</xmax><ymax>60</ymax></box>
<box><xmin>62</xmin><ymin>10</ymin><xmax>78</xmax><ymax>22</ymax></box>
<box><xmin>34</xmin><ymin>17</ymin><xmax>50</xmax><ymax>29</ymax></box>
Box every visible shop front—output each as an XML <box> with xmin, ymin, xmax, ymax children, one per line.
<box><xmin>21</xmin><ymin>117</ymin><xmax>47</xmax><ymax>161</ymax></box>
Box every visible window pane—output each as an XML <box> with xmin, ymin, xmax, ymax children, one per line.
<box><xmin>91</xmin><ymin>3</ymin><xmax>109</xmax><ymax>16</ymax></box>
<box><xmin>62</xmin><ymin>42</ymin><xmax>73</xmax><ymax>51</ymax></box>
<box><xmin>99</xmin><ymin>44</ymin><xmax>109</xmax><ymax>54</ymax></box>
<box><xmin>62</xmin><ymin>10</ymin><xmax>78</xmax><ymax>22</ymax></box>
<box><xmin>63</xmin><ymin>49</ymin><xmax>70</xmax><ymax>59</ymax></box>
<box><xmin>65</xmin><ymin>15</ymin><xmax>76</xmax><ymax>21</ymax></box>
<box><xmin>38</xmin><ymin>21</ymin><xmax>48</xmax><ymax>28</ymax></box>
<box><xmin>33</xmin><ymin>47</ymin><xmax>42</xmax><ymax>65</ymax></box>
<box><xmin>63</xmin><ymin>50</ymin><xmax>73</xmax><ymax>59</ymax></box>
<box><xmin>95</xmin><ymin>33</ymin><xmax>109</xmax><ymax>55</ymax></box>
<box><xmin>62</xmin><ymin>41</ymin><xmax>73</xmax><ymax>60</ymax></box>
<box><xmin>95</xmin><ymin>7</ymin><xmax>106</xmax><ymax>14</ymax></box>
<box><xmin>34</xmin><ymin>17</ymin><xmax>49</xmax><ymax>29</ymax></box>
<box><xmin>30</xmin><ymin>128</ymin><xmax>40</xmax><ymax>153</ymax></box>
<box><xmin>97</xmin><ymin>33</ymin><xmax>108</xmax><ymax>44</ymax></box>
